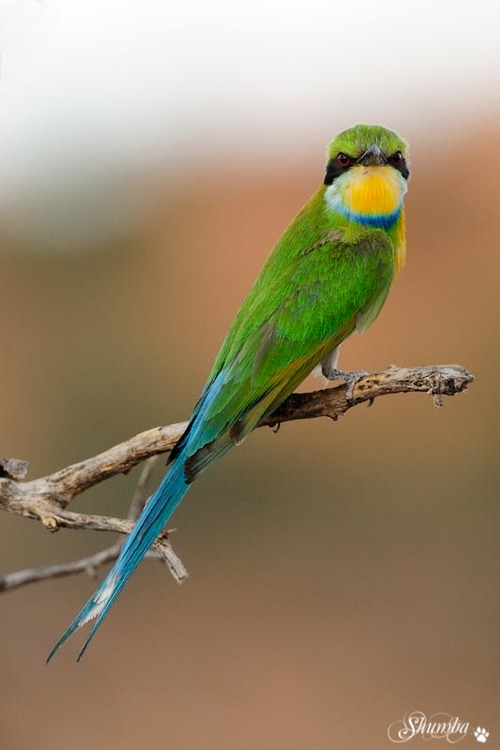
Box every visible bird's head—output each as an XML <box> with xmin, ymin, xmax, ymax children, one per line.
<box><xmin>324</xmin><ymin>124</ymin><xmax>410</xmax><ymax>230</ymax></box>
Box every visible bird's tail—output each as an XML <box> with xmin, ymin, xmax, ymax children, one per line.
<box><xmin>47</xmin><ymin>453</ymin><xmax>189</xmax><ymax>662</ymax></box>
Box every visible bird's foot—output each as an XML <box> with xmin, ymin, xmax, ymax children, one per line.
<box><xmin>323</xmin><ymin>367</ymin><xmax>368</xmax><ymax>401</ymax></box>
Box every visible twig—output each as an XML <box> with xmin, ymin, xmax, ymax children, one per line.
<box><xmin>0</xmin><ymin>364</ymin><xmax>473</xmax><ymax>593</ymax></box>
<box><xmin>0</xmin><ymin>543</ymin><xmax>174</xmax><ymax>593</ymax></box>
<box><xmin>0</xmin><ymin>544</ymin><xmax>123</xmax><ymax>592</ymax></box>
<box><xmin>127</xmin><ymin>456</ymin><xmax>160</xmax><ymax>521</ymax></box>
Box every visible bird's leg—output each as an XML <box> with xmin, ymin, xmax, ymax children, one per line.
<box><xmin>320</xmin><ymin>346</ymin><xmax>368</xmax><ymax>401</ymax></box>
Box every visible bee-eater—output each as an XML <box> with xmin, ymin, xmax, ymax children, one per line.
<box><xmin>48</xmin><ymin>123</ymin><xmax>410</xmax><ymax>661</ymax></box>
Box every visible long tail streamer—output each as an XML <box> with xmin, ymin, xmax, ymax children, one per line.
<box><xmin>47</xmin><ymin>453</ymin><xmax>189</xmax><ymax>662</ymax></box>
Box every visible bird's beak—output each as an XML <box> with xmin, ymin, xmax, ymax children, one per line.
<box><xmin>357</xmin><ymin>144</ymin><xmax>387</xmax><ymax>167</ymax></box>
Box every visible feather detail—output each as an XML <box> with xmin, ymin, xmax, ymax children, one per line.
<box><xmin>393</xmin><ymin>210</ymin><xmax>406</xmax><ymax>273</ymax></box>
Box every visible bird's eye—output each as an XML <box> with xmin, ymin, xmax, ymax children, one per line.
<box><xmin>389</xmin><ymin>151</ymin><xmax>403</xmax><ymax>166</ymax></box>
<box><xmin>336</xmin><ymin>152</ymin><xmax>351</xmax><ymax>168</ymax></box>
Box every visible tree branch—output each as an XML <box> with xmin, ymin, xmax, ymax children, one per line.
<box><xmin>0</xmin><ymin>364</ymin><xmax>473</xmax><ymax>593</ymax></box>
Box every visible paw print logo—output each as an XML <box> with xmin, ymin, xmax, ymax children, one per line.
<box><xmin>474</xmin><ymin>726</ymin><xmax>489</xmax><ymax>743</ymax></box>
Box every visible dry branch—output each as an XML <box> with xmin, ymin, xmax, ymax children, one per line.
<box><xmin>0</xmin><ymin>364</ymin><xmax>473</xmax><ymax>593</ymax></box>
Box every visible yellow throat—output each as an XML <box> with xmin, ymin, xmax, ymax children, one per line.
<box><xmin>325</xmin><ymin>163</ymin><xmax>407</xmax><ymax>273</ymax></box>
<box><xmin>344</xmin><ymin>165</ymin><xmax>404</xmax><ymax>217</ymax></box>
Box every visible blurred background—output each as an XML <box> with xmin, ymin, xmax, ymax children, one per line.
<box><xmin>0</xmin><ymin>1</ymin><xmax>498</xmax><ymax>748</ymax></box>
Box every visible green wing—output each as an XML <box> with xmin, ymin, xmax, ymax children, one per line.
<box><xmin>176</xmin><ymin>228</ymin><xmax>395</xmax><ymax>479</ymax></box>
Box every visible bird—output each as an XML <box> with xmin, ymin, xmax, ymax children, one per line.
<box><xmin>48</xmin><ymin>123</ymin><xmax>410</xmax><ymax>661</ymax></box>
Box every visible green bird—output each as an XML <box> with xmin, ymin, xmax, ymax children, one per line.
<box><xmin>48</xmin><ymin>123</ymin><xmax>410</xmax><ymax>660</ymax></box>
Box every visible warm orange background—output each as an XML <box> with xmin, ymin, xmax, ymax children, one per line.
<box><xmin>1</xmin><ymin>119</ymin><xmax>498</xmax><ymax>749</ymax></box>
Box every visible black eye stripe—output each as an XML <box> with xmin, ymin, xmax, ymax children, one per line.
<box><xmin>324</xmin><ymin>157</ymin><xmax>352</xmax><ymax>185</ymax></box>
<box><xmin>324</xmin><ymin>152</ymin><xmax>410</xmax><ymax>184</ymax></box>
<box><xmin>395</xmin><ymin>158</ymin><xmax>410</xmax><ymax>180</ymax></box>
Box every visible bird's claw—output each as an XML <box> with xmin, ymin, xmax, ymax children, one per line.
<box><xmin>324</xmin><ymin>368</ymin><xmax>369</xmax><ymax>401</ymax></box>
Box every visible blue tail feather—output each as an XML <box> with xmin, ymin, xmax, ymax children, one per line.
<box><xmin>47</xmin><ymin>453</ymin><xmax>189</xmax><ymax>662</ymax></box>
